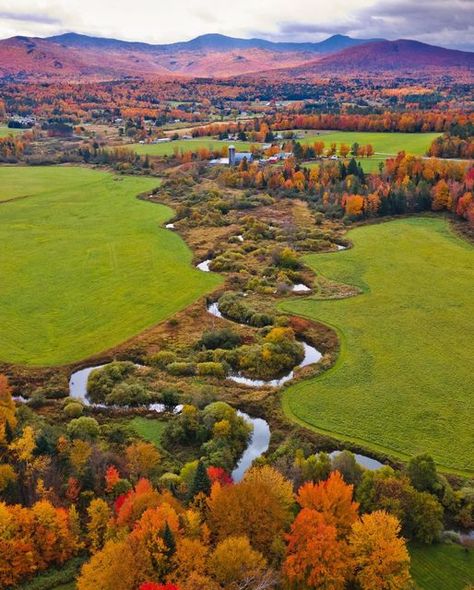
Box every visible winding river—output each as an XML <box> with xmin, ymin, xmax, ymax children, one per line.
<box><xmin>206</xmin><ymin>300</ymin><xmax>322</xmax><ymax>388</ymax></box>
<box><xmin>68</xmin><ymin>364</ymin><xmax>270</xmax><ymax>480</ymax></box>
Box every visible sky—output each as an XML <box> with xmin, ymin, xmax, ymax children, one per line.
<box><xmin>0</xmin><ymin>0</ymin><xmax>473</xmax><ymax>51</ymax></box>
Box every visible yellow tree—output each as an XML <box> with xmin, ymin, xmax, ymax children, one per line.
<box><xmin>209</xmin><ymin>535</ymin><xmax>267</xmax><ymax>587</ymax></box>
<box><xmin>207</xmin><ymin>465</ymin><xmax>294</xmax><ymax>555</ymax></box>
<box><xmin>87</xmin><ymin>498</ymin><xmax>112</xmax><ymax>553</ymax></box>
<box><xmin>349</xmin><ymin>511</ymin><xmax>412</xmax><ymax>590</ymax></box>
<box><xmin>126</xmin><ymin>441</ymin><xmax>161</xmax><ymax>480</ymax></box>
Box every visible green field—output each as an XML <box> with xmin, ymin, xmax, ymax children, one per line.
<box><xmin>129</xmin><ymin>137</ymin><xmax>259</xmax><ymax>156</ymax></box>
<box><xmin>0</xmin><ymin>167</ymin><xmax>221</xmax><ymax>366</ymax></box>
<box><xmin>299</xmin><ymin>131</ymin><xmax>440</xmax><ymax>155</ymax></box>
<box><xmin>410</xmin><ymin>543</ymin><xmax>474</xmax><ymax>590</ymax></box>
<box><xmin>129</xmin><ymin>416</ymin><xmax>167</xmax><ymax>446</ymax></box>
<box><xmin>300</xmin><ymin>131</ymin><xmax>440</xmax><ymax>173</ymax></box>
<box><xmin>280</xmin><ymin>217</ymin><xmax>473</xmax><ymax>475</ymax></box>
<box><xmin>0</xmin><ymin>125</ymin><xmax>23</xmax><ymax>137</ymax></box>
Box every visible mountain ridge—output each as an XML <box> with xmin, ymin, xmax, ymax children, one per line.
<box><xmin>0</xmin><ymin>33</ymin><xmax>472</xmax><ymax>81</ymax></box>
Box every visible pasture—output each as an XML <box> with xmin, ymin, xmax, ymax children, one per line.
<box><xmin>300</xmin><ymin>131</ymin><xmax>440</xmax><ymax>173</ymax></box>
<box><xmin>129</xmin><ymin>417</ymin><xmax>167</xmax><ymax>446</ymax></box>
<box><xmin>0</xmin><ymin>167</ymin><xmax>221</xmax><ymax>366</ymax></box>
<box><xmin>0</xmin><ymin>125</ymin><xmax>23</xmax><ymax>137</ymax></box>
<box><xmin>129</xmin><ymin>137</ymin><xmax>259</xmax><ymax>156</ymax></box>
<box><xmin>280</xmin><ymin>217</ymin><xmax>473</xmax><ymax>475</ymax></box>
<box><xmin>410</xmin><ymin>543</ymin><xmax>474</xmax><ymax>589</ymax></box>
<box><xmin>298</xmin><ymin>130</ymin><xmax>440</xmax><ymax>155</ymax></box>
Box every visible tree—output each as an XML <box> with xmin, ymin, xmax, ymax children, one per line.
<box><xmin>407</xmin><ymin>454</ymin><xmax>438</xmax><ymax>493</ymax></box>
<box><xmin>67</xmin><ymin>417</ymin><xmax>100</xmax><ymax>440</ymax></box>
<box><xmin>339</xmin><ymin>144</ymin><xmax>350</xmax><ymax>158</ymax></box>
<box><xmin>431</xmin><ymin>179</ymin><xmax>451</xmax><ymax>211</ymax></box>
<box><xmin>208</xmin><ymin>465</ymin><xmax>293</xmax><ymax>555</ymax></box>
<box><xmin>87</xmin><ymin>498</ymin><xmax>112</xmax><ymax>553</ymax></box>
<box><xmin>189</xmin><ymin>460</ymin><xmax>211</xmax><ymax>498</ymax></box>
<box><xmin>284</xmin><ymin>508</ymin><xmax>353</xmax><ymax>589</ymax></box>
<box><xmin>77</xmin><ymin>539</ymin><xmax>143</xmax><ymax>590</ymax></box>
<box><xmin>105</xmin><ymin>465</ymin><xmax>121</xmax><ymax>493</ymax></box>
<box><xmin>126</xmin><ymin>442</ymin><xmax>161</xmax><ymax>480</ymax></box>
<box><xmin>0</xmin><ymin>374</ymin><xmax>17</xmax><ymax>444</ymax></box>
<box><xmin>331</xmin><ymin>451</ymin><xmax>363</xmax><ymax>486</ymax></box>
<box><xmin>210</xmin><ymin>535</ymin><xmax>266</xmax><ymax>587</ymax></box>
<box><xmin>296</xmin><ymin>471</ymin><xmax>359</xmax><ymax>537</ymax></box>
<box><xmin>406</xmin><ymin>490</ymin><xmax>443</xmax><ymax>543</ymax></box>
<box><xmin>349</xmin><ymin>511</ymin><xmax>412</xmax><ymax>590</ymax></box>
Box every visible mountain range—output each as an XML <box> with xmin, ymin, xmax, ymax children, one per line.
<box><xmin>0</xmin><ymin>32</ymin><xmax>472</xmax><ymax>81</ymax></box>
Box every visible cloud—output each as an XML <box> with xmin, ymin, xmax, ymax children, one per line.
<box><xmin>0</xmin><ymin>11</ymin><xmax>61</xmax><ymax>25</ymax></box>
<box><xmin>0</xmin><ymin>0</ymin><xmax>471</xmax><ymax>51</ymax></box>
<box><xmin>274</xmin><ymin>0</ymin><xmax>474</xmax><ymax>50</ymax></box>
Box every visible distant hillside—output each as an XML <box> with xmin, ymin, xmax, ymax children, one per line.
<box><xmin>47</xmin><ymin>32</ymin><xmax>382</xmax><ymax>53</ymax></box>
<box><xmin>0</xmin><ymin>33</ymin><xmax>472</xmax><ymax>81</ymax></box>
<box><xmin>285</xmin><ymin>39</ymin><xmax>474</xmax><ymax>76</ymax></box>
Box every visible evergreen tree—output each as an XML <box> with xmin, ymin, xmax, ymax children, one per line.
<box><xmin>347</xmin><ymin>158</ymin><xmax>359</xmax><ymax>177</ymax></box>
<box><xmin>189</xmin><ymin>460</ymin><xmax>211</xmax><ymax>498</ymax></box>
<box><xmin>162</xmin><ymin>522</ymin><xmax>176</xmax><ymax>556</ymax></box>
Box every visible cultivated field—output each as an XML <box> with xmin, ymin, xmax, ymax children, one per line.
<box><xmin>129</xmin><ymin>137</ymin><xmax>259</xmax><ymax>156</ymax></box>
<box><xmin>280</xmin><ymin>217</ymin><xmax>473</xmax><ymax>475</ymax></box>
<box><xmin>0</xmin><ymin>167</ymin><xmax>221</xmax><ymax>366</ymax></box>
<box><xmin>410</xmin><ymin>543</ymin><xmax>474</xmax><ymax>589</ymax></box>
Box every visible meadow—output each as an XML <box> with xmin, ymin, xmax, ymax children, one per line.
<box><xmin>409</xmin><ymin>543</ymin><xmax>474</xmax><ymax>589</ymax></box>
<box><xmin>0</xmin><ymin>125</ymin><xmax>22</xmax><ymax>137</ymax></box>
<box><xmin>0</xmin><ymin>167</ymin><xmax>221</xmax><ymax>366</ymax></box>
<box><xmin>129</xmin><ymin>417</ymin><xmax>167</xmax><ymax>446</ymax></box>
<box><xmin>298</xmin><ymin>130</ymin><xmax>440</xmax><ymax>155</ymax></box>
<box><xmin>300</xmin><ymin>131</ymin><xmax>440</xmax><ymax>173</ymax></box>
<box><xmin>128</xmin><ymin>137</ymin><xmax>259</xmax><ymax>156</ymax></box>
<box><xmin>280</xmin><ymin>217</ymin><xmax>474</xmax><ymax>475</ymax></box>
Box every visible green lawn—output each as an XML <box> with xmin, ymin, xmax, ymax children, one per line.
<box><xmin>303</xmin><ymin>158</ymin><xmax>385</xmax><ymax>174</ymax></box>
<box><xmin>410</xmin><ymin>543</ymin><xmax>474</xmax><ymax>590</ymax></box>
<box><xmin>298</xmin><ymin>131</ymin><xmax>440</xmax><ymax>156</ymax></box>
<box><xmin>300</xmin><ymin>131</ymin><xmax>440</xmax><ymax>174</ymax></box>
<box><xmin>280</xmin><ymin>217</ymin><xmax>473</xmax><ymax>475</ymax></box>
<box><xmin>129</xmin><ymin>137</ymin><xmax>259</xmax><ymax>156</ymax></box>
<box><xmin>0</xmin><ymin>125</ymin><xmax>22</xmax><ymax>137</ymax></box>
<box><xmin>129</xmin><ymin>416</ymin><xmax>167</xmax><ymax>446</ymax></box>
<box><xmin>0</xmin><ymin>167</ymin><xmax>221</xmax><ymax>366</ymax></box>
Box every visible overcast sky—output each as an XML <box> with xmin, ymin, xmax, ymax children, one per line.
<box><xmin>0</xmin><ymin>0</ymin><xmax>473</xmax><ymax>51</ymax></box>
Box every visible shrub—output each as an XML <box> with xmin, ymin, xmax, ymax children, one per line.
<box><xmin>87</xmin><ymin>361</ymin><xmax>136</xmax><ymax>404</ymax></box>
<box><xmin>148</xmin><ymin>350</ymin><xmax>177</xmax><ymax>369</ymax></box>
<box><xmin>198</xmin><ymin>328</ymin><xmax>241</xmax><ymax>350</ymax></box>
<box><xmin>67</xmin><ymin>416</ymin><xmax>100</xmax><ymax>440</ymax></box>
<box><xmin>106</xmin><ymin>381</ymin><xmax>151</xmax><ymax>406</ymax></box>
<box><xmin>249</xmin><ymin>312</ymin><xmax>274</xmax><ymax>327</ymax></box>
<box><xmin>197</xmin><ymin>362</ymin><xmax>227</xmax><ymax>378</ymax></box>
<box><xmin>63</xmin><ymin>402</ymin><xmax>84</xmax><ymax>418</ymax></box>
<box><xmin>167</xmin><ymin>362</ymin><xmax>196</xmax><ymax>376</ymax></box>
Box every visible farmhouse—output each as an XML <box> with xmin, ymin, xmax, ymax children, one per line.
<box><xmin>228</xmin><ymin>145</ymin><xmax>253</xmax><ymax>166</ymax></box>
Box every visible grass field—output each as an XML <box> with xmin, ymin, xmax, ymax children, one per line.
<box><xmin>129</xmin><ymin>416</ymin><xmax>167</xmax><ymax>446</ymax></box>
<box><xmin>410</xmin><ymin>543</ymin><xmax>474</xmax><ymax>589</ymax></box>
<box><xmin>129</xmin><ymin>137</ymin><xmax>259</xmax><ymax>156</ymax></box>
<box><xmin>0</xmin><ymin>167</ymin><xmax>221</xmax><ymax>366</ymax></box>
<box><xmin>280</xmin><ymin>217</ymin><xmax>473</xmax><ymax>475</ymax></box>
<box><xmin>0</xmin><ymin>125</ymin><xmax>23</xmax><ymax>137</ymax></box>
<box><xmin>300</xmin><ymin>131</ymin><xmax>440</xmax><ymax>173</ymax></box>
<box><xmin>299</xmin><ymin>131</ymin><xmax>440</xmax><ymax>155</ymax></box>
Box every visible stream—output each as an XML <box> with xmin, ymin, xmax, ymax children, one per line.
<box><xmin>206</xmin><ymin>301</ymin><xmax>322</xmax><ymax>388</ymax></box>
<box><xmin>68</xmin><ymin>364</ymin><xmax>271</xmax><ymax>480</ymax></box>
